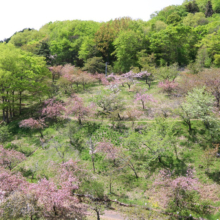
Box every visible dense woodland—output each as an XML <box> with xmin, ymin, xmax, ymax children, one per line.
<box><xmin>1</xmin><ymin>0</ymin><xmax>220</xmax><ymax>219</ymax></box>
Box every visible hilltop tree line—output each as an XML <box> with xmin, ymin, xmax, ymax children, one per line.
<box><xmin>0</xmin><ymin>0</ymin><xmax>220</xmax><ymax>74</ymax></box>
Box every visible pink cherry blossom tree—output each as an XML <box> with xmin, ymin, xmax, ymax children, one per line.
<box><xmin>154</xmin><ymin>168</ymin><xmax>200</xmax><ymax>214</ymax></box>
<box><xmin>93</xmin><ymin>73</ymin><xmax>105</xmax><ymax>85</ymax></box>
<box><xmin>0</xmin><ymin>145</ymin><xmax>26</xmax><ymax>170</ymax></box>
<box><xmin>122</xmin><ymin>71</ymin><xmax>136</xmax><ymax>90</ymax></box>
<box><xmin>19</xmin><ymin>118</ymin><xmax>46</xmax><ymax>138</ymax></box>
<box><xmin>66</xmin><ymin>95</ymin><xmax>95</xmax><ymax>125</ymax></box>
<box><xmin>135</xmin><ymin>71</ymin><xmax>154</xmax><ymax>88</ymax></box>
<box><xmin>42</xmin><ymin>98</ymin><xmax>66</xmax><ymax>120</ymax></box>
<box><xmin>97</xmin><ymin>140</ymin><xmax>119</xmax><ymax>165</ymax></box>
<box><xmin>134</xmin><ymin>90</ymin><xmax>157</xmax><ymax>109</ymax></box>
<box><xmin>158</xmin><ymin>80</ymin><xmax>179</xmax><ymax>96</ymax></box>
<box><xmin>48</xmin><ymin>65</ymin><xmax>63</xmax><ymax>82</ymax></box>
<box><xmin>0</xmin><ymin>165</ymin><xmax>85</xmax><ymax>219</ymax></box>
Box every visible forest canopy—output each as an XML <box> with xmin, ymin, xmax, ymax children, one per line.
<box><xmin>1</xmin><ymin>0</ymin><xmax>219</xmax><ymax>73</ymax></box>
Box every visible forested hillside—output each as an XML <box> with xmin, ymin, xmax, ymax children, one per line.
<box><xmin>1</xmin><ymin>0</ymin><xmax>220</xmax><ymax>219</ymax></box>
<box><xmin>1</xmin><ymin>0</ymin><xmax>220</xmax><ymax>72</ymax></box>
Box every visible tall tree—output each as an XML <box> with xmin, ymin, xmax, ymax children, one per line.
<box><xmin>0</xmin><ymin>44</ymin><xmax>50</xmax><ymax>122</ymax></box>
<box><xmin>205</xmin><ymin>0</ymin><xmax>214</xmax><ymax>17</ymax></box>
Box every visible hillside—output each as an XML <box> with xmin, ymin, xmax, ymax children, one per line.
<box><xmin>1</xmin><ymin>1</ymin><xmax>220</xmax><ymax>220</ymax></box>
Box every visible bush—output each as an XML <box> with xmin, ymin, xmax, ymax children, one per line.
<box><xmin>0</xmin><ymin>124</ymin><xmax>11</xmax><ymax>143</ymax></box>
<box><xmin>214</xmin><ymin>54</ymin><xmax>220</xmax><ymax>67</ymax></box>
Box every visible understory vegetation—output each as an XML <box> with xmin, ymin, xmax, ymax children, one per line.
<box><xmin>1</xmin><ymin>0</ymin><xmax>220</xmax><ymax>220</ymax></box>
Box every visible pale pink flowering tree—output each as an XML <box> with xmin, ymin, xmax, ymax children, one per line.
<box><xmin>42</xmin><ymin>98</ymin><xmax>66</xmax><ymax>120</ymax></box>
<box><xmin>135</xmin><ymin>71</ymin><xmax>154</xmax><ymax>88</ymax></box>
<box><xmin>93</xmin><ymin>73</ymin><xmax>105</xmax><ymax>85</ymax></box>
<box><xmin>19</xmin><ymin>118</ymin><xmax>46</xmax><ymax>138</ymax></box>
<box><xmin>96</xmin><ymin>140</ymin><xmax>139</xmax><ymax>178</ymax></box>
<box><xmin>122</xmin><ymin>71</ymin><xmax>136</xmax><ymax>90</ymax></box>
<box><xmin>101</xmin><ymin>76</ymin><xmax>110</xmax><ymax>86</ymax></box>
<box><xmin>48</xmin><ymin>65</ymin><xmax>63</xmax><ymax>82</ymax></box>
<box><xmin>104</xmin><ymin>73</ymin><xmax>122</xmax><ymax>93</ymax></box>
<box><xmin>154</xmin><ymin>168</ymin><xmax>199</xmax><ymax>211</ymax></box>
<box><xmin>0</xmin><ymin>170</ymin><xmax>26</xmax><ymax>196</ymax></box>
<box><xmin>0</xmin><ymin>145</ymin><xmax>26</xmax><ymax>170</ymax></box>
<box><xmin>134</xmin><ymin>91</ymin><xmax>157</xmax><ymax>109</ymax></box>
<box><xmin>27</xmin><ymin>178</ymin><xmax>82</xmax><ymax>219</ymax></box>
<box><xmin>155</xmin><ymin>168</ymin><xmax>198</xmax><ymax>190</ymax></box>
<box><xmin>66</xmin><ymin>95</ymin><xmax>95</xmax><ymax>125</ymax></box>
<box><xmin>158</xmin><ymin>80</ymin><xmax>179</xmax><ymax>96</ymax></box>
<box><xmin>0</xmin><ymin>166</ymin><xmax>85</xmax><ymax>219</ymax></box>
<box><xmin>97</xmin><ymin>140</ymin><xmax>119</xmax><ymax>165</ymax></box>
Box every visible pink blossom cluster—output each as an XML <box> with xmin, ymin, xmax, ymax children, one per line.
<box><xmin>42</xmin><ymin>98</ymin><xmax>66</xmax><ymax>119</ymax></box>
<box><xmin>97</xmin><ymin>141</ymin><xmax>119</xmax><ymax>160</ymax></box>
<box><xmin>0</xmin><ymin>159</ymin><xmax>84</xmax><ymax>219</ymax></box>
<box><xmin>0</xmin><ymin>145</ymin><xmax>26</xmax><ymax>170</ymax></box>
<box><xmin>134</xmin><ymin>92</ymin><xmax>157</xmax><ymax>109</ymax></box>
<box><xmin>19</xmin><ymin>118</ymin><xmax>45</xmax><ymax>130</ymax></box>
<box><xmin>121</xmin><ymin>71</ymin><xmax>135</xmax><ymax>80</ymax></box>
<box><xmin>66</xmin><ymin>95</ymin><xmax>95</xmax><ymax>124</ymax></box>
<box><xmin>93</xmin><ymin>73</ymin><xmax>105</xmax><ymax>84</ymax></box>
<box><xmin>122</xmin><ymin>71</ymin><xmax>136</xmax><ymax>88</ymax></box>
<box><xmin>158</xmin><ymin>80</ymin><xmax>178</xmax><ymax>94</ymax></box>
<box><xmin>135</xmin><ymin>71</ymin><xmax>151</xmax><ymax>78</ymax></box>
<box><xmin>154</xmin><ymin>168</ymin><xmax>198</xmax><ymax>192</ymax></box>
<box><xmin>48</xmin><ymin>65</ymin><xmax>63</xmax><ymax>81</ymax></box>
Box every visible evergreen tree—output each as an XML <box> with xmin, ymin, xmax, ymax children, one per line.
<box><xmin>37</xmin><ymin>41</ymin><xmax>51</xmax><ymax>65</ymax></box>
<box><xmin>205</xmin><ymin>0</ymin><xmax>214</xmax><ymax>17</ymax></box>
<box><xmin>185</xmin><ymin>0</ymin><xmax>199</xmax><ymax>14</ymax></box>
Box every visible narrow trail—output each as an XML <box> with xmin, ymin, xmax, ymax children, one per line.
<box><xmin>69</xmin><ymin>117</ymin><xmax>202</xmax><ymax>123</ymax></box>
<box><xmin>101</xmin><ymin>210</ymin><xmax>125</xmax><ymax>220</ymax></box>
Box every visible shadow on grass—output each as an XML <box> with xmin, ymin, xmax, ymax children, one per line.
<box><xmin>205</xmin><ymin>170</ymin><xmax>220</xmax><ymax>184</ymax></box>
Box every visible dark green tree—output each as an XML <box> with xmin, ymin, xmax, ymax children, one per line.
<box><xmin>37</xmin><ymin>41</ymin><xmax>51</xmax><ymax>65</ymax></box>
<box><xmin>205</xmin><ymin>0</ymin><xmax>214</xmax><ymax>17</ymax></box>
<box><xmin>82</xmin><ymin>57</ymin><xmax>105</xmax><ymax>74</ymax></box>
<box><xmin>185</xmin><ymin>0</ymin><xmax>200</xmax><ymax>13</ymax></box>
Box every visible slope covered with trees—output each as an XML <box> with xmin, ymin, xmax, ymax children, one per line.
<box><xmin>1</xmin><ymin>0</ymin><xmax>220</xmax><ymax>219</ymax></box>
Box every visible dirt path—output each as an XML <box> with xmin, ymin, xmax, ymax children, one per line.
<box><xmin>69</xmin><ymin>116</ymin><xmax>202</xmax><ymax>123</ymax></box>
<box><xmin>101</xmin><ymin>210</ymin><xmax>125</xmax><ymax>220</ymax></box>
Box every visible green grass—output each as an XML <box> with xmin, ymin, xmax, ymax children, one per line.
<box><xmin>1</xmin><ymin>77</ymin><xmax>220</xmax><ymax>219</ymax></box>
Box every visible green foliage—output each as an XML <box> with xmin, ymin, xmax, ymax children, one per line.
<box><xmin>214</xmin><ymin>54</ymin><xmax>220</xmax><ymax>66</ymax></box>
<box><xmin>179</xmin><ymin>87</ymin><xmax>215</xmax><ymax>131</ymax></box>
<box><xmin>0</xmin><ymin>43</ymin><xmax>51</xmax><ymax>122</ymax></box>
<box><xmin>183</xmin><ymin>12</ymin><xmax>209</xmax><ymax>27</ymax></box>
<box><xmin>167</xmin><ymin>190</ymin><xmax>211</xmax><ymax>218</ymax></box>
<box><xmin>185</xmin><ymin>0</ymin><xmax>200</xmax><ymax>13</ymax></box>
<box><xmin>150</xmin><ymin>25</ymin><xmax>199</xmax><ymax>65</ymax></box>
<box><xmin>0</xmin><ymin>124</ymin><xmax>11</xmax><ymax>143</ymax></box>
<box><xmin>156</xmin><ymin>63</ymin><xmax>179</xmax><ymax>81</ymax></box>
<box><xmin>198</xmin><ymin>30</ymin><xmax>220</xmax><ymax>59</ymax></box>
<box><xmin>166</xmin><ymin>12</ymin><xmax>182</xmax><ymax>25</ymax></box>
<box><xmin>195</xmin><ymin>46</ymin><xmax>212</xmax><ymax>68</ymax></box>
<box><xmin>82</xmin><ymin>57</ymin><xmax>105</xmax><ymax>74</ymax></box>
<box><xmin>113</xmin><ymin>30</ymin><xmax>146</xmax><ymax>73</ymax></box>
<box><xmin>205</xmin><ymin>0</ymin><xmax>214</xmax><ymax>17</ymax></box>
<box><xmin>81</xmin><ymin>180</ymin><xmax>105</xmax><ymax>198</ymax></box>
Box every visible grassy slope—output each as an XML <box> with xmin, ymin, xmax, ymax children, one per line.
<box><xmin>3</xmin><ymin>76</ymin><xmax>220</xmax><ymax>219</ymax></box>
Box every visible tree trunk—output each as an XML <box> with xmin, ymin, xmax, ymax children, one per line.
<box><xmin>141</xmin><ymin>100</ymin><xmax>145</xmax><ymax>110</ymax></box>
<box><xmin>95</xmin><ymin>210</ymin><xmax>100</xmax><ymax>220</ymax></box>
<box><xmin>92</xmin><ymin>155</ymin><xmax>96</xmax><ymax>173</ymax></box>
<box><xmin>39</xmin><ymin>130</ymin><xmax>43</xmax><ymax>138</ymax></box>
<box><xmin>109</xmin><ymin>176</ymin><xmax>112</xmax><ymax>194</ymax></box>
<box><xmin>78</xmin><ymin>117</ymin><xmax>82</xmax><ymax>125</ymax></box>
<box><xmin>118</xmin><ymin>113</ymin><xmax>122</xmax><ymax>120</ymax></box>
<box><xmin>158</xmin><ymin>155</ymin><xmax>162</xmax><ymax>163</ymax></box>
<box><xmin>19</xmin><ymin>91</ymin><xmax>22</xmax><ymax>115</ymax></box>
